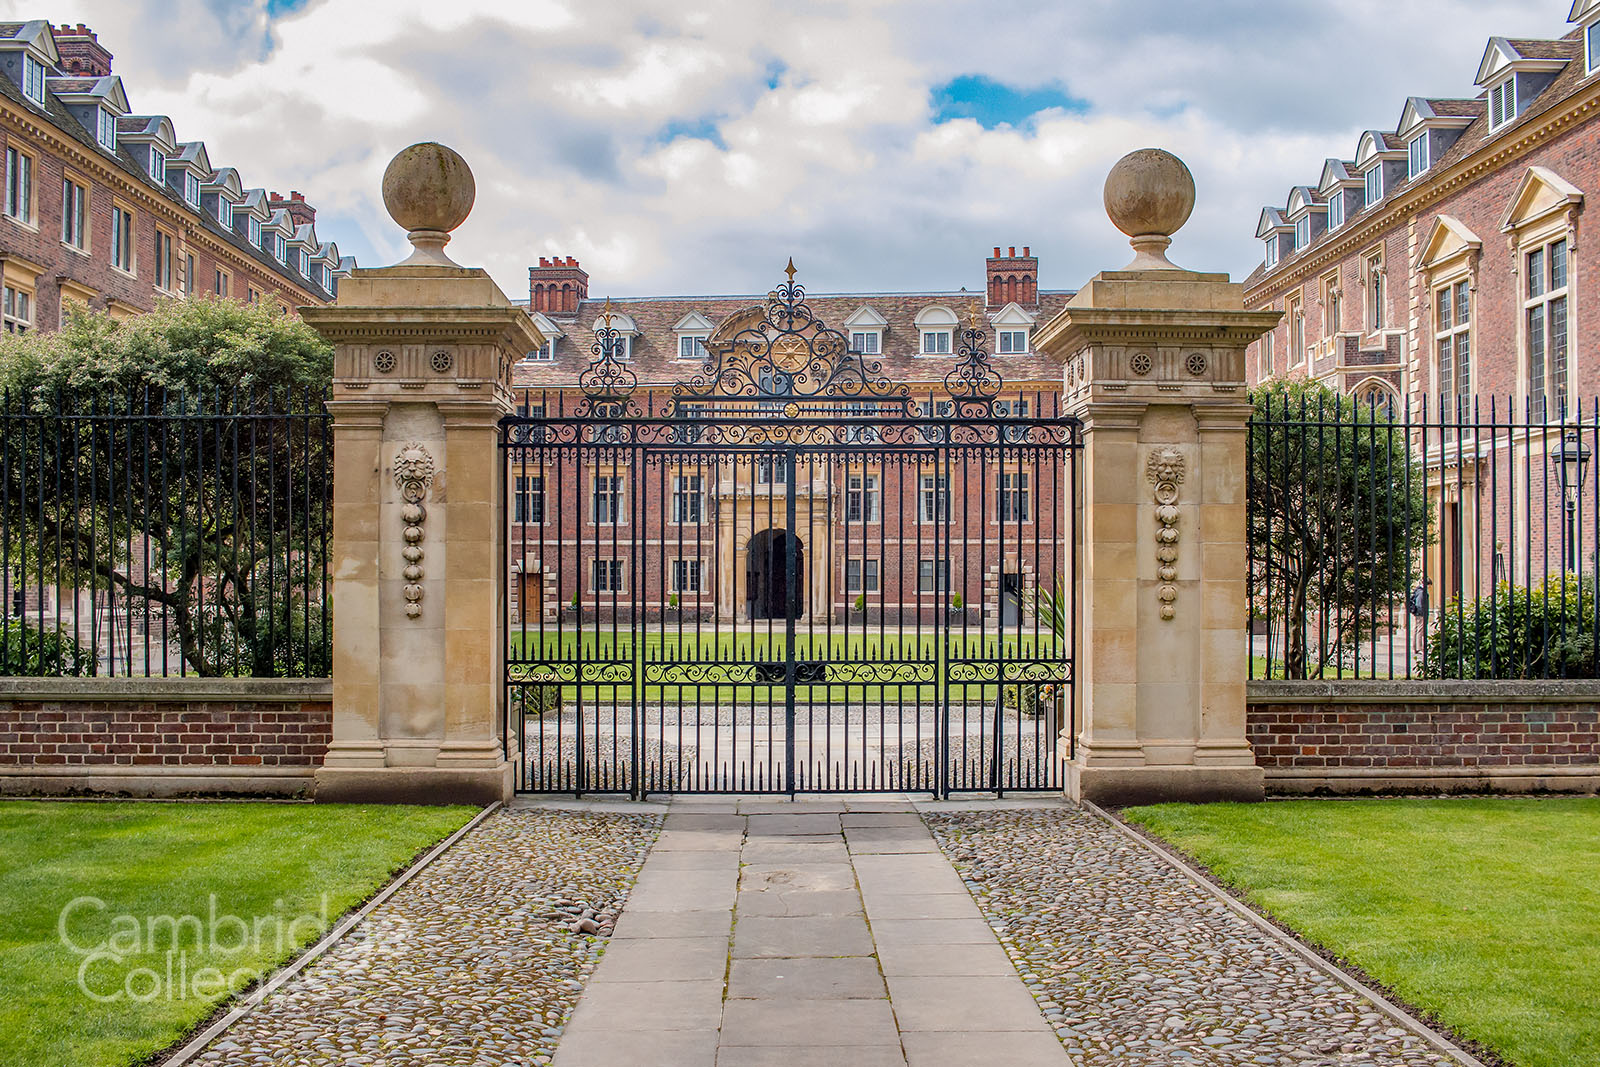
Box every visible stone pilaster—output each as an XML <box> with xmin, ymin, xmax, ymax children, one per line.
<box><xmin>1036</xmin><ymin>269</ymin><xmax>1280</xmax><ymax>805</ymax></box>
<box><xmin>302</xmin><ymin>267</ymin><xmax>542</xmax><ymax>804</ymax></box>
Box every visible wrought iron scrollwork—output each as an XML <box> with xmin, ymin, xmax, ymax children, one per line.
<box><xmin>578</xmin><ymin>299</ymin><xmax>639</xmax><ymax>417</ymax></box>
<box><xmin>673</xmin><ymin>260</ymin><xmax>908</xmax><ymax>409</ymax></box>
<box><xmin>945</xmin><ymin>309</ymin><xmax>1004</xmax><ymax>417</ymax></box>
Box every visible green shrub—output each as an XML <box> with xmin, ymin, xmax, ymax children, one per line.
<box><xmin>513</xmin><ymin>682</ymin><xmax>564</xmax><ymax>716</ymax></box>
<box><xmin>1423</xmin><ymin>575</ymin><xmax>1598</xmax><ymax>679</ymax></box>
<box><xmin>853</xmin><ymin>593</ymin><xmax>866</xmax><ymax>612</ymax></box>
<box><xmin>668</xmin><ymin>592</ymin><xmax>680</xmax><ymax>610</ymax></box>
<box><xmin>0</xmin><ymin>619</ymin><xmax>95</xmax><ymax>676</ymax></box>
<box><xmin>952</xmin><ymin>592</ymin><xmax>964</xmax><ymax>610</ymax></box>
<box><xmin>1002</xmin><ymin>682</ymin><xmax>1042</xmax><ymax>717</ymax></box>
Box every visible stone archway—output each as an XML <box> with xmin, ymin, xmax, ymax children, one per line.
<box><xmin>745</xmin><ymin>528</ymin><xmax>804</xmax><ymax>620</ymax></box>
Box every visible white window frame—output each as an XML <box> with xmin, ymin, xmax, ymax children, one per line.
<box><xmin>591</xmin><ymin>474</ymin><xmax>626</xmax><ymax>524</ymax></box>
<box><xmin>1293</xmin><ymin>215</ymin><xmax>1309</xmax><ymax>250</ymax></box>
<box><xmin>1407</xmin><ymin>133</ymin><xmax>1429</xmax><ymax>179</ymax></box>
<box><xmin>111</xmin><ymin>204</ymin><xmax>134</xmax><ymax>273</ymax></box>
<box><xmin>247</xmin><ymin>216</ymin><xmax>262</xmax><ymax>248</ymax></box>
<box><xmin>846</xmin><ymin>473</ymin><xmax>880</xmax><ymax>523</ymax></box>
<box><xmin>850</xmin><ymin>330</ymin><xmax>880</xmax><ymax>355</ymax></box>
<box><xmin>1287</xmin><ymin>293</ymin><xmax>1305</xmax><ymax>367</ymax></box>
<box><xmin>1488</xmin><ymin>79</ymin><xmax>1517</xmax><ymax>131</ymax></box>
<box><xmin>1433</xmin><ymin>278</ymin><xmax>1471</xmax><ymax>404</ymax></box>
<box><xmin>997</xmin><ymin>328</ymin><xmax>1028</xmax><ymax>354</ymax></box>
<box><xmin>3</xmin><ymin>284</ymin><xmax>32</xmax><ymax>334</ymax></box>
<box><xmin>216</xmin><ymin>196</ymin><xmax>232</xmax><ymax>228</ymax></box>
<box><xmin>671</xmin><ymin>558</ymin><xmax>703</xmax><ymax>594</ymax></box>
<box><xmin>670</xmin><ymin>473</ymin><xmax>704</xmax><ymax>525</ymax></box>
<box><xmin>919</xmin><ymin>328</ymin><xmax>951</xmax><ymax>355</ymax></box>
<box><xmin>1327</xmin><ymin>193</ymin><xmax>1344</xmax><ymax>232</ymax></box>
<box><xmin>1264</xmin><ymin>237</ymin><xmax>1278</xmax><ymax>268</ymax></box>
<box><xmin>153</xmin><ymin>229</ymin><xmax>176</xmax><ymax>291</ymax></box>
<box><xmin>60</xmin><ymin>175</ymin><xmax>87</xmax><ymax>250</ymax></box>
<box><xmin>514</xmin><ymin>474</ymin><xmax>544</xmax><ymax>524</ymax></box>
<box><xmin>4</xmin><ymin>146</ymin><xmax>33</xmax><ymax>224</ymax></box>
<box><xmin>917</xmin><ymin>559</ymin><xmax>950</xmax><ymax>594</ymax></box>
<box><xmin>998</xmin><ymin>470</ymin><xmax>1030</xmax><ymax>523</ymax></box>
<box><xmin>21</xmin><ymin>53</ymin><xmax>45</xmax><ymax>105</ymax></box>
<box><xmin>919</xmin><ymin>474</ymin><xmax>949</xmax><ymax>523</ymax></box>
<box><xmin>845</xmin><ymin>558</ymin><xmax>880</xmax><ymax>594</ymax></box>
<box><xmin>95</xmin><ymin>108</ymin><xmax>116</xmax><ymax>151</ymax></box>
<box><xmin>677</xmin><ymin>333</ymin><xmax>708</xmax><ymax>361</ymax></box>
<box><xmin>591</xmin><ymin>557</ymin><xmax>625</xmax><ymax>593</ymax></box>
<box><xmin>526</xmin><ymin>338</ymin><xmax>555</xmax><ymax>362</ymax></box>
<box><xmin>183</xmin><ymin>171</ymin><xmax>201</xmax><ymax>207</ymax></box>
<box><xmin>1524</xmin><ymin>237</ymin><xmax>1570</xmax><ymax>415</ymax></box>
<box><xmin>1589</xmin><ymin>20</ymin><xmax>1600</xmax><ymax>75</ymax></box>
<box><xmin>149</xmin><ymin>149</ymin><xmax>165</xmax><ymax>183</ymax></box>
<box><xmin>1363</xmin><ymin>165</ymin><xmax>1382</xmax><ymax>207</ymax></box>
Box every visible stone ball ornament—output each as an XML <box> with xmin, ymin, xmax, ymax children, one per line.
<box><xmin>381</xmin><ymin>142</ymin><xmax>476</xmax><ymax>266</ymax></box>
<box><xmin>1103</xmin><ymin>148</ymin><xmax>1196</xmax><ymax>271</ymax></box>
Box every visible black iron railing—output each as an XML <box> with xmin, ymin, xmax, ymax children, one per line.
<box><xmin>1249</xmin><ymin>392</ymin><xmax>1598</xmax><ymax>680</ymax></box>
<box><xmin>0</xmin><ymin>389</ymin><xmax>331</xmax><ymax>677</ymax></box>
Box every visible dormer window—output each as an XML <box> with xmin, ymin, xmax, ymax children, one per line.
<box><xmin>1265</xmin><ymin>238</ymin><xmax>1279</xmax><ymax>268</ymax></box>
<box><xmin>96</xmin><ymin>108</ymin><xmax>116</xmax><ymax>151</ymax></box>
<box><xmin>148</xmin><ymin>149</ymin><xmax>165</xmax><ymax>182</ymax></box>
<box><xmin>20</xmin><ymin>54</ymin><xmax>45</xmax><ymax>105</ymax></box>
<box><xmin>527</xmin><ymin>338</ymin><xmax>555</xmax><ymax>362</ymax></box>
<box><xmin>1488</xmin><ymin>78</ymin><xmax>1517</xmax><ymax>129</ymax></box>
<box><xmin>1589</xmin><ymin>21</ymin><xmax>1600</xmax><ymax>75</ymax></box>
<box><xmin>677</xmin><ymin>334</ymin><xmax>708</xmax><ymax>361</ymax></box>
<box><xmin>850</xmin><ymin>330</ymin><xmax>880</xmax><ymax>354</ymax></box>
<box><xmin>1327</xmin><ymin>195</ymin><xmax>1344</xmax><ymax>232</ymax></box>
<box><xmin>921</xmin><ymin>328</ymin><xmax>951</xmax><ymax>354</ymax></box>
<box><xmin>216</xmin><ymin>197</ymin><xmax>232</xmax><ymax>228</ymax></box>
<box><xmin>183</xmin><ymin>172</ymin><xmax>201</xmax><ymax>207</ymax></box>
<box><xmin>997</xmin><ymin>329</ymin><xmax>1028</xmax><ymax>354</ymax></box>
<box><xmin>1293</xmin><ymin>216</ymin><xmax>1310</xmax><ymax>250</ymax></box>
<box><xmin>1364</xmin><ymin>166</ymin><xmax>1383</xmax><ymax>207</ymax></box>
<box><xmin>296</xmin><ymin>248</ymin><xmax>309</xmax><ymax>276</ymax></box>
<box><xmin>273</xmin><ymin>233</ymin><xmax>287</xmax><ymax>263</ymax></box>
<box><xmin>913</xmin><ymin>306</ymin><xmax>958</xmax><ymax>355</ymax></box>
<box><xmin>248</xmin><ymin>216</ymin><xmax>262</xmax><ymax>247</ymax></box>
<box><xmin>1407</xmin><ymin>134</ymin><xmax>1429</xmax><ymax>178</ymax></box>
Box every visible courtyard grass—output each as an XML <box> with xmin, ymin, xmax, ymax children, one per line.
<box><xmin>0</xmin><ymin>800</ymin><xmax>476</xmax><ymax>1067</ymax></box>
<box><xmin>1123</xmin><ymin>798</ymin><xmax>1600</xmax><ymax>1067</ymax></box>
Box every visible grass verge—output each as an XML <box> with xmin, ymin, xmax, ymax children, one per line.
<box><xmin>1123</xmin><ymin>797</ymin><xmax>1600</xmax><ymax>1067</ymax></box>
<box><xmin>0</xmin><ymin>800</ymin><xmax>476</xmax><ymax>1067</ymax></box>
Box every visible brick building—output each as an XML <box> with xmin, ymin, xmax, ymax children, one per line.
<box><xmin>1243</xmin><ymin>0</ymin><xmax>1600</xmax><ymax>601</ymax></box>
<box><xmin>506</xmin><ymin>249</ymin><xmax>1074</xmax><ymax>625</ymax></box>
<box><xmin>0</xmin><ymin>21</ymin><xmax>353</xmax><ymax>335</ymax></box>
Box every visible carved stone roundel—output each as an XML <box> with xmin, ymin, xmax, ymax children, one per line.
<box><xmin>430</xmin><ymin>349</ymin><xmax>454</xmax><ymax>374</ymax></box>
<box><xmin>1184</xmin><ymin>352</ymin><xmax>1208</xmax><ymax>376</ymax></box>
<box><xmin>1129</xmin><ymin>352</ymin><xmax>1153</xmax><ymax>376</ymax></box>
<box><xmin>373</xmin><ymin>350</ymin><xmax>397</xmax><ymax>373</ymax></box>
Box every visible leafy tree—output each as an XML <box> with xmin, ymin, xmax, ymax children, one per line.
<box><xmin>0</xmin><ymin>297</ymin><xmax>333</xmax><ymax>676</ymax></box>
<box><xmin>1248</xmin><ymin>379</ymin><xmax>1429</xmax><ymax>679</ymax></box>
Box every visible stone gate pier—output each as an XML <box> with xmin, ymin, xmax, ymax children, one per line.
<box><xmin>302</xmin><ymin>144</ymin><xmax>540</xmax><ymax>804</ymax></box>
<box><xmin>1036</xmin><ymin>149</ymin><xmax>1281</xmax><ymax>805</ymax></box>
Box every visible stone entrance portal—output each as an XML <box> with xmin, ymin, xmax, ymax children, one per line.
<box><xmin>745</xmin><ymin>528</ymin><xmax>802</xmax><ymax>620</ymax></box>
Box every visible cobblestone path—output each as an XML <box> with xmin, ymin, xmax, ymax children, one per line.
<box><xmin>925</xmin><ymin>803</ymin><xmax>1473</xmax><ymax>1067</ymax></box>
<box><xmin>189</xmin><ymin>805</ymin><xmax>659</xmax><ymax>1066</ymax></box>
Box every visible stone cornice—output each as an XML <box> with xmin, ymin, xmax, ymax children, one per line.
<box><xmin>1037</xmin><ymin>307</ymin><xmax>1284</xmax><ymax>360</ymax></box>
<box><xmin>301</xmin><ymin>305</ymin><xmax>543</xmax><ymax>350</ymax></box>
<box><xmin>1245</xmin><ymin>75</ymin><xmax>1600</xmax><ymax>301</ymax></box>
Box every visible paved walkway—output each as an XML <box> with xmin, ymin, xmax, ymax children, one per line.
<box><xmin>552</xmin><ymin>798</ymin><xmax>1068</xmax><ymax>1067</ymax></box>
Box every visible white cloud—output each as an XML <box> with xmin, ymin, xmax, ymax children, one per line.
<box><xmin>0</xmin><ymin>0</ymin><xmax>1575</xmax><ymax>299</ymax></box>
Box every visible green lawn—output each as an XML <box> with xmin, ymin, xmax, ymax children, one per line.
<box><xmin>0</xmin><ymin>801</ymin><xmax>476</xmax><ymax>1067</ymax></box>
<box><xmin>510</xmin><ymin>628</ymin><xmax>1067</xmax><ymax>704</ymax></box>
<box><xmin>1124</xmin><ymin>798</ymin><xmax>1600</xmax><ymax>1067</ymax></box>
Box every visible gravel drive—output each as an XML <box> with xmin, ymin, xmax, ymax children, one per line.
<box><xmin>923</xmin><ymin>806</ymin><xmax>1465</xmax><ymax>1067</ymax></box>
<box><xmin>190</xmin><ymin>806</ymin><xmax>660</xmax><ymax>1066</ymax></box>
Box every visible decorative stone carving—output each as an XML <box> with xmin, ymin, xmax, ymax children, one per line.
<box><xmin>373</xmin><ymin>349</ymin><xmax>396</xmax><ymax>373</ymax></box>
<box><xmin>1146</xmin><ymin>446</ymin><xmax>1185</xmax><ymax>620</ymax></box>
<box><xmin>393</xmin><ymin>442</ymin><xmax>436</xmax><ymax>619</ymax></box>
<box><xmin>430</xmin><ymin>349</ymin><xmax>454</xmax><ymax>373</ymax></box>
<box><xmin>1129</xmin><ymin>351</ymin><xmax>1152</xmax><ymax>376</ymax></box>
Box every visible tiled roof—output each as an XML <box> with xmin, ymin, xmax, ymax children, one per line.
<box><xmin>510</xmin><ymin>289</ymin><xmax>1074</xmax><ymax>391</ymax></box>
<box><xmin>0</xmin><ymin>50</ymin><xmax>339</xmax><ymax>301</ymax></box>
<box><xmin>1506</xmin><ymin>37</ymin><xmax>1570</xmax><ymax>59</ymax></box>
<box><xmin>1249</xmin><ymin>26</ymin><xmax>1587</xmax><ymax>288</ymax></box>
<box><xmin>1424</xmin><ymin>98</ymin><xmax>1484</xmax><ymax>118</ymax></box>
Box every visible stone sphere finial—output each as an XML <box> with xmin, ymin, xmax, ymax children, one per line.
<box><xmin>1103</xmin><ymin>148</ymin><xmax>1195</xmax><ymax>271</ymax></box>
<box><xmin>381</xmin><ymin>142</ymin><xmax>476</xmax><ymax>267</ymax></box>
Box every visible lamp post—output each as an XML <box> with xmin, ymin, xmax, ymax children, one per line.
<box><xmin>1553</xmin><ymin>428</ymin><xmax>1591</xmax><ymax>572</ymax></box>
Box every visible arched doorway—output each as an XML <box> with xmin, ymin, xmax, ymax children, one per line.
<box><xmin>746</xmin><ymin>528</ymin><xmax>804</xmax><ymax>620</ymax></box>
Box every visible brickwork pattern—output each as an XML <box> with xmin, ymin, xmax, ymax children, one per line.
<box><xmin>0</xmin><ymin>699</ymin><xmax>330</xmax><ymax>767</ymax></box>
<box><xmin>1248</xmin><ymin>702</ymin><xmax>1600</xmax><ymax>769</ymax></box>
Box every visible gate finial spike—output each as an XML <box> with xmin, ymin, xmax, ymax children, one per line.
<box><xmin>784</xmin><ymin>257</ymin><xmax>797</xmax><ymax>283</ymax></box>
<box><xmin>602</xmin><ymin>296</ymin><xmax>612</xmax><ymax>329</ymax></box>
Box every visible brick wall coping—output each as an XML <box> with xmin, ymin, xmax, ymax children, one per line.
<box><xmin>0</xmin><ymin>677</ymin><xmax>332</xmax><ymax>703</ymax></box>
<box><xmin>1248</xmin><ymin>679</ymin><xmax>1600</xmax><ymax>705</ymax></box>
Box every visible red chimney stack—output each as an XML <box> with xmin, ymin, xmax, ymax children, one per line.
<box><xmin>529</xmin><ymin>257</ymin><xmax>589</xmax><ymax>315</ymax></box>
<box><xmin>52</xmin><ymin>24</ymin><xmax>113</xmax><ymax>77</ymax></box>
<box><xmin>985</xmin><ymin>245</ymin><xmax>1039</xmax><ymax>309</ymax></box>
<box><xmin>268</xmin><ymin>190</ymin><xmax>316</xmax><ymax>228</ymax></box>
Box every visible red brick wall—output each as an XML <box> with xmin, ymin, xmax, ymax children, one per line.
<box><xmin>1248</xmin><ymin>702</ymin><xmax>1599</xmax><ymax>769</ymax></box>
<box><xmin>0</xmin><ymin>699</ymin><xmax>331</xmax><ymax>768</ymax></box>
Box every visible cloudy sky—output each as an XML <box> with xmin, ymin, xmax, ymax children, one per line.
<box><xmin>3</xmin><ymin>0</ymin><xmax>1574</xmax><ymax>299</ymax></box>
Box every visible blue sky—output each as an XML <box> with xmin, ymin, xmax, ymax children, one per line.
<box><xmin>0</xmin><ymin>0</ymin><xmax>1570</xmax><ymax>299</ymax></box>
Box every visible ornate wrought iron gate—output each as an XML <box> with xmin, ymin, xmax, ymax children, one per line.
<box><xmin>502</xmin><ymin>273</ymin><xmax>1080</xmax><ymax>796</ymax></box>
